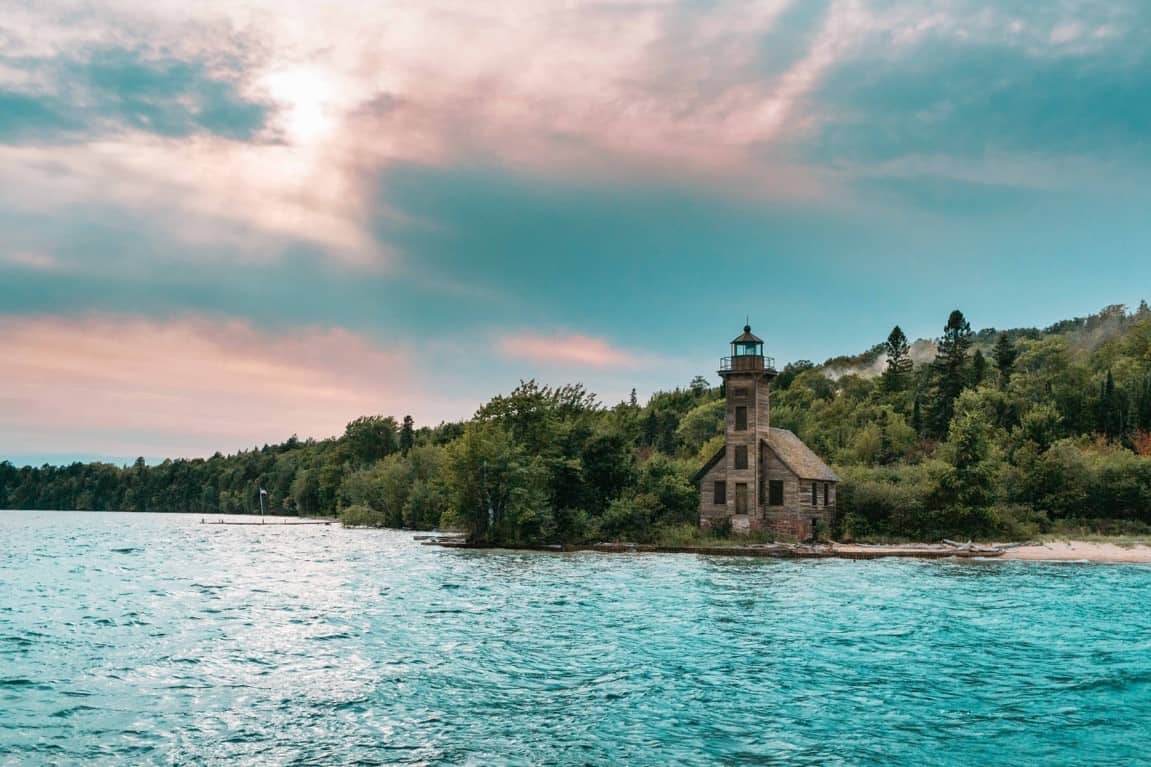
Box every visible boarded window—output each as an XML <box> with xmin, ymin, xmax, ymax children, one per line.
<box><xmin>714</xmin><ymin>481</ymin><xmax>726</xmax><ymax>506</ymax></box>
<box><xmin>734</xmin><ymin>445</ymin><xmax>748</xmax><ymax>469</ymax></box>
<box><xmin>732</xmin><ymin>386</ymin><xmax>748</xmax><ymax>399</ymax></box>
<box><xmin>735</xmin><ymin>406</ymin><xmax>748</xmax><ymax>431</ymax></box>
<box><xmin>824</xmin><ymin>483</ymin><xmax>830</xmax><ymax>506</ymax></box>
<box><xmin>812</xmin><ymin>482</ymin><xmax>819</xmax><ymax>505</ymax></box>
<box><xmin>769</xmin><ymin>480</ymin><xmax>784</xmax><ymax>506</ymax></box>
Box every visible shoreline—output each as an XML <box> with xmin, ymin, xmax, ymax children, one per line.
<box><xmin>1000</xmin><ymin>541</ymin><xmax>1151</xmax><ymax>563</ymax></box>
<box><xmin>427</xmin><ymin>539</ymin><xmax>1151</xmax><ymax>564</ymax></box>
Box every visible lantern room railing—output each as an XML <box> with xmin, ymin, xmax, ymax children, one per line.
<box><xmin>719</xmin><ymin>355</ymin><xmax>776</xmax><ymax>373</ymax></box>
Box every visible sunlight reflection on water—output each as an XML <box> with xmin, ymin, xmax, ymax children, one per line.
<box><xmin>2</xmin><ymin>510</ymin><xmax>1150</xmax><ymax>765</ymax></box>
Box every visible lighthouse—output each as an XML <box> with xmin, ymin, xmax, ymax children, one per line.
<box><xmin>693</xmin><ymin>324</ymin><xmax>839</xmax><ymax>539</ymax></box>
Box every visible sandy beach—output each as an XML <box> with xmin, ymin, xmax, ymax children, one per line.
<box><xmin>1001</xmin><ymin>541</ymin><xmax>1151</xmax><ymax>563</ymax></box>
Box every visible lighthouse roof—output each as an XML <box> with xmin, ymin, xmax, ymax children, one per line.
<box><xmin>731</xmin><ymin>325</ymin><xmax>763</xmax><ymax>345</ymax></box>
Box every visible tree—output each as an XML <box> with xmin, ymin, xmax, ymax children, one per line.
<box><xmin>344</xmin><ymin>416</ymin><xmax>399</xmax><ymax>467</ymax></box>
<box><xmin>939</xmin><ymin>390</ymin><xmax>996</xmax><ymax>516</ymax></box>
<box><xmin>877</xmin><ymin>410</ymin><xmax>896</xmax><ymax>465</ymax></box>
<box><xmin>689</xmin><ymin>375</ymin><xmax>710</xmax><ymax>396</ymax></box>
<box><xmin>971</xmin><ymin>349</ymin><xmax>988</xmax><ymax>387</ymax></box>
<box><xmin>400</xmin><ymin>415</ymin><xmax>415</xmax><ymax>456</ymax></box>
<box><xmin>1098</xmin><ymin>369</ymin><xmax>1123</xmax><ymax>439</ymax></box>
<box><xmin>776</xmin><ymin>360</ymin><xmax>814</xmax><ymax>390</ymax></box>
<box><xmin>675</xmin><ymin>399</ymin><xmax>725</xmax><ymax>455</ymax></box>
<box><xmin>992</xmin><ymin>332</ymin><xmax>1018</xmax><ymax>390</ymax></box>
<box><xmin>926</xmin><ymin>310</ymin><xmax>974</xmax><ymax>438</ymax></box>
<box><xmin>882</xmin><ymin>326</ymin><xmax>913</xmax><ymax>392</ymax></box>
<box><xmin>444</xmin><ymin>422</ymin><xmax>525</xmax><ymax>544</ymax></box>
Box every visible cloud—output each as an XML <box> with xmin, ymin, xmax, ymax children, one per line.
<box><xmin>1</xmin><ymin>250</ymin><xmax>59</xmax><ymax>271</ymax></box>
<box><xmin>7</xmin><ymin>0</ymin><xmax>1147</xmax><ymax>281</ymax></box>
<box><xmin>803</xmin><ymin>4</ymin><xmax>1151</xmax><ymax>171</ymax></box>
<box><xmin>0</xmin><ymin>315</ymin><xmax>432</xmax><ymax>458</ymax></box>
<box><xmin>0</xmin><ymin>47</ymin><xmax>272</xmax><ymax>144</ymax></box>
<box><xmin>497</xmin><ymin>333</ymin><xmax>640</xmax><ymax>369</ymax></box>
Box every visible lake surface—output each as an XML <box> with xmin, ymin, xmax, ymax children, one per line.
<box><xmin>2</xmin><ymin>510</ymin><xmax>1150</xmax><ymax>766</ymax></box>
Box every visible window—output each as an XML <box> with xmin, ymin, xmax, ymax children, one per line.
<box><xmin>824</xmin><ymin>483</ymin><xmax>830</xmax><ymax>506</ymax></box>
<box><xmin>732</xmin><ymin>386</ymin><xmax>748</xmax><ymax>400</ymax></box>
<box><xmin>735</xmin><ymin>405</ymin><xmax>748</xmax><ymax>431</ymax></box>
<box><xmin>714</xmin><ymin>481</ymin><xmax>726</xmax><ymax>506</ymax></box>
<box><xmin>768</xmin><ymin>480</ymin><xmax>784</xmax><ymax>506</ymax></box>
<box><xmin>812</xmin><ymin>482</ymin><xmax>818</xmax><ymax>505</ymax></box>
<box><xmin>734</xmin><ymin>445</ymin><xmax>748</xmax><ymax>469</ymax></box>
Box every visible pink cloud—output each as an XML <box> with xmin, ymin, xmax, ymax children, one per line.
<box><xmin>1</xmin><ymin>251</ymin><xmax>59</xmax><ymax>271</ymax></box>
<box><xmin>2</xmin><ymin>0</ymin><xmax>861</xmax><ymax>276</ymax></box>
<box><xmin>496</xmin><ymin>333</ymin><xmax>640</xmax><ymax>369</ymax></box>
<box><xmin>0</xmin><ymin>315</ymin><xmax>445</xmax><ymax>458</ymax></box>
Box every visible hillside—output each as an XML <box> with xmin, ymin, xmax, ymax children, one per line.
<box><xmin>3</xmin><ymin>302</ymin><xmax>1151</xmax><ymax>543</ymax></box>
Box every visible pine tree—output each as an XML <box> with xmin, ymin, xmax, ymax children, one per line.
<box><xmin>877</xmin><ymin>409</ymin><xmax>895</xmax><ymax>465</ymax></box>
<box><xmin>400</xmin><ymin>415</ymin><xmax>415</xmax><ymax>456</ymax></box>
<box><xmin>926</xmin><ymin>310</ymin><xmax>974</xmax><ymax>438</ymax></box>
<box><xmin>882</xmin><ymin>325</ymin><xmax>913</xmax><ymax>392</ymax></box>
<box><xmin>1097</xmin><ymin>370</ymin><xmax>1123</xmax><ymax>439</ymax></box>
<box><xmin>992</xmin><ymin>331</ymin><xmax>1018</xmax><ymax>390</ymax></box>
<box><xmin>1140</xmin><ymin>373</ymin><xmax>1151</xmax><ymax>431</ymax></box>
<box><xmin>912</xmin><ymin>394</ymin><xmax>923</xmax><ymax>436</ymax></box>
<box><xmin>971</xmin><ymin>349</ymin><xmax>987</xmax><ymax>387</ymax></box>
<box><xmin>629</xmin><ymin>388</ymin><xmax>638</xmax><ymax>409</ymax></box>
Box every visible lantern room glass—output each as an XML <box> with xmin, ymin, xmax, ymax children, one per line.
<box><xmin>733</xmin><ymin>340</ymin><xmax>762</xmax><ymax>357</ymax></box>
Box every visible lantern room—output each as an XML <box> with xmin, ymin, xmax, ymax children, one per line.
<box><xmin>719</xmin><ymin>324</ymin><xmax>775</xmax><ymax>374</ymax></box>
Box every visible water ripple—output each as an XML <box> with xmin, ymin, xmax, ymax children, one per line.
<box><xmin>2</xmin><ymin>510</ymin><xmax>1150</xmax><ymax>765</ymax></box>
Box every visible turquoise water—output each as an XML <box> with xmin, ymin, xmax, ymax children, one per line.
<box><xmin>2</xmin><ymin>511</ymin><xmax>1150</xmax><ymax>766</ymax></box>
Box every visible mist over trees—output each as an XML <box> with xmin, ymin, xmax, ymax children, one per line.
<box><xmin>4</xmin><ymin>302</ymin><xmax>1151</xmax><ymax>543</ymax></box>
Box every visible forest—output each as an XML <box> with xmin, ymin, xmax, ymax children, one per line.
<box><xmin>4</xmin><ymin>301</ymin><xmax>1151</xmax><ymax>544</ymax></box>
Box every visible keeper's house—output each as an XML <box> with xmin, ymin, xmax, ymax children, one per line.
<box><xmin>692</xmin><ymin>325</ymin><xmax>839</xmax><ymax>539</ymax></box>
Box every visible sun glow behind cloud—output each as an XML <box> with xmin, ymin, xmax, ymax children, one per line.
<box><xmin>263</xmin><ymin>66</ymin><xmax>339</xmax><ymax>144</ymax></box>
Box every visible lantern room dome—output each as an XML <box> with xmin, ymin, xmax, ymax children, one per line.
<box><xmin>730</xmin><ymin>325</ymin><xmax>763</xmax><ymax>346</ymax></box>
<box><xmin>731</xmin><ymin>324</ymin><xmax>764</xmax><ymax>359</ymax></box>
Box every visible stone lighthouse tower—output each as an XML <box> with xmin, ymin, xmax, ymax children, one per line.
<box><xmin>694</xmin><ymin>323</ymin><xmax>839</xmax><ymax>537</ymax></box>
<box><xmin>717</xmin><ymin>325</ymin><xmax>775</xmax><ymax>519</ymax></box>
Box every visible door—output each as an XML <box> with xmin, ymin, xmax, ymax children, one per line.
<box><xmin>735</xmin><ymin>483</ymin><xmax>748</xmax><ymax>515</ymax></box>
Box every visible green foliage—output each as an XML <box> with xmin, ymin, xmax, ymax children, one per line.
<box><xmin>9</xmin><ymin>303</ymin><xmax>1151</xmax><ymax>545</ymax></box>
<box><xmin>882</xmin><ymin>325</ymin><xmax>913</xmax><ymax>392</ymax></box>
<box><xmin>926</xmin><ymin>309</ymin><xmax>974</xmax><ymax>438</ymax></box>
<box><xmin>344</xmin><ymin>416</ymin><xmax>399</xmax><ymax>467</ymax></box>
<box><xmin>400</xmin><ymin>415</ymin><xmax>415</xmax><ymax>456</ymax></box>
<box><xmin>675</xmin><ymin>399</ymin><xmax>725</xmax><ymax>456</ymax></box>
<box><xmin>339</xmin><ymin>504</ymin><xmax>387</xmax><ymax>528</ymax></box>
<box><xmin>993</xmin><ymin>331</ymin><xmax>1018</xmax><ymax>389</ymax></box>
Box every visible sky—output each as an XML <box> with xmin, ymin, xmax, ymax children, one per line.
<box><xmin>2</xmin><ymin>0</ymin><xmax>1150</xmax><ymax>466</ymax></box>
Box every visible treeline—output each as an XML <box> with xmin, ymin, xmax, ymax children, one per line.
<box><xmin>778</xmin><ymin>302</ymin><xmax>1151</xmax><ymax>540</ymax></box>
<box><xmin>5</xmin><ymin>301</ymin><xmax>1151</xmax><ymax>543</ymax></box>
<box><xmin>0</xmin><ymin>417</ymin><xmax>458</xmax><ymax>518</ymax></box>
<box><xmin>0</xmin><ymin>382</ymin><xmax>710</xmax><ymax>544</ymax></box>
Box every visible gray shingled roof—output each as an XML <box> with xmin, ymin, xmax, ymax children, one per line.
<box><xmin>764</xmin><ymin>428</ymin><xmax>839</xmax><ymax>482</ymax></box>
